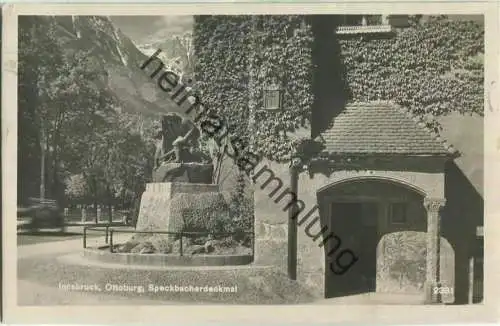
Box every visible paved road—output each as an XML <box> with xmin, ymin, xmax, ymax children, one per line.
<box><xmin>17</xmin><ymin>225</ymin><xmax>130</xmax><ymax>246</ymax></box>
<box><xmin>18</xmin><ymin>232</ymin><xmax>131</xmax><ymax>259</ymax></box>
<box><xmin>17</xmin><ymin>232</ymin><xmax>177</xmax><ymax>305</ymax></box>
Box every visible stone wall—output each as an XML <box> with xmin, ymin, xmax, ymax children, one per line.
<box><xmin>252</xmin><ymin>159</ymin><xmax>290</xmax><ymax>270</ymax></box>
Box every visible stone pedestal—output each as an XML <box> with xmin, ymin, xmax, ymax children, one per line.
<box><xmin>131</xmin><ymin>160</ymin><xmax>231</xmax><ymax>250</ymax></box>
<box><xmin>136</xmin><ymin>182</ymin><xmax>221</xmax><ymax>234</ymax></box>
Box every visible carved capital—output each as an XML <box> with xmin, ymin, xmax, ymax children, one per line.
<box><xmin>290</xmin><ymin>157</ymin><xmax>303</xmax><ymax>169</ymax></box>
<box><xmin>424</xmin><ymin>197</ymin><xmax>446</xmax><ymax>213</ymax></box>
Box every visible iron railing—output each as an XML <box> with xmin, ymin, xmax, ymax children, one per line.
<box><xmin>83</xmin><ymin>226</ymin><xmax>254</xmax><ymax>257</ymax></box>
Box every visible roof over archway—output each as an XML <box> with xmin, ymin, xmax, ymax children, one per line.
<box><xmin>320</xmin><ymin>101</ymin><xmax>458</xmax><ymax>156</ymax></box>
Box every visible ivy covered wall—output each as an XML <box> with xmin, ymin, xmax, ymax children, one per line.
<box><xmin>194</xmin><ymin>15</ymin><xmax>314</xmax><ymax>162</ymax></box>
<box><xmin>340</xmin><ymin>16</ymin><xmax>483</xmax><ymax>124</ymax></box>
<box><xmin>193</xmin><ymin>15</ymin><xmax>484</xmax><ymax>163</ymax></box>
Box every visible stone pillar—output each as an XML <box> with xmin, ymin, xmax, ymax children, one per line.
<box><xmin>468</xmin><ymin>256</ymin><xmax>475</xmax><ymax>304</ymax></box>
<box><xmin>424</xmin><ymin>197</ymin><xmax>446</xmax><ymax>304</ymax></box>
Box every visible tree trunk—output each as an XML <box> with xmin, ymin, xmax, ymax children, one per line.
<box><xmin>39</xmin><ymin>124</ymin><xmax>46</xmax><ymax>200</ymax></box>
<box><xmin>51</xmin><ymin>119</ymin><xmax>63</xmax><ymax>202</ymax></box>
<box><xmin>107</xmin><ymin>184</ymin><xmax>113</xmax><ymax>223</ymax></box>
<box><xmin>93</xmin><ymin>177</ymin><xmax>98</xmax><ymax>224</ymax></box>
<box><xmin>50</xmin><ymin>150</ymin><xmax>58</xmax><ymax>201</ymax></box>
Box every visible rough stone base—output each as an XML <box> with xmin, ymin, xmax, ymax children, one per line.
<box><xmin>135</xmin><ymin>182</ymin><xmax>220</xmax><ymax>238</ymax></box>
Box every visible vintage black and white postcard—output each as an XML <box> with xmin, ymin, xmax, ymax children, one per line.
<box><xmin>2</xmin><ymin>2</ymin><xmax>499</xmax><ymax>324</ymax></box>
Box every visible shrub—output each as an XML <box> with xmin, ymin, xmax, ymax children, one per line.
<box><xmin>206</xmin><ymin>212</ymin><xmax>233</xmax><ymax>235</ymax></box>
<box><xmin>228</xmin><ymin>172</ymin><xmax>254</xmax><ymax>234</ymax></box>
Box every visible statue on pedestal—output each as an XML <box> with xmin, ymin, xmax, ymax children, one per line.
<box><xmin>125</xmin><ymin>113</ymin><xmax>230</xmax><ymax>254</ymax></box>
<box><xmin>152</xmin><ymin>113</ymin><xmax>212</xmax><ymax>183</ymax></box>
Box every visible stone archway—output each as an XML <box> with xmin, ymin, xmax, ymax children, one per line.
<box><xmin>317</xmin><ymin>177</ymin><xmax>453</xmax><ymax>302</ymax></box>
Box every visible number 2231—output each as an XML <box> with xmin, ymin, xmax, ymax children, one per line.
<box><xmin>433</xmin><ymin>286</ymin><xmax>453</xmax><ymax>295</ymax></box>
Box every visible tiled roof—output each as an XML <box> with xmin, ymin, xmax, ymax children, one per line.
<box><xmin>320</xmin><ymin>101</ymin><xmax>458</xmax><ymax>156</ymax></box>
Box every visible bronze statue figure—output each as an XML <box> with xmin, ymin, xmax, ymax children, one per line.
<box><xmin>153</xmin><ymin>113</ymin><xmax>208</xmax><ymax>169</ymax></box>
<box><xmin>151</xmin><ymin>113</ymin><xmax>214</xmax><ymax>183</ymax></box>
<box><xmin>158</xmin><ymin>127</ymin><xmax>196</xmax><ymax>164</ymax></box>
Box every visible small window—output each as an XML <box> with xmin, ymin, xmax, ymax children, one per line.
<box><xmin>389</xmin><ymin>203</ymin><xmax>407</xmax><ymax>224</ymax></box>
<box><xmin>339</xmin><ymin>15</ymin><xmax>384</xmax><ymax>27</ymax></box>
<box><xmin>366</xmin><ymin>15</ymin><xmax>383</xmax><ymax>25</ymax></box>
<box><xmin>263</xmin><ymin>83</ymin><xmax>282</xmax><ymax>110</ymax></box>
<box><xmin>340</xmin><ymin>15</ymin><xmax>365</xmax><ymax>26</ymax></box>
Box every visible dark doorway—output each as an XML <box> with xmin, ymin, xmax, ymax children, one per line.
<box><xmin>326</xmin><ymin>202</ymin><xmax>379</xmax><ymax>297</ymax></box>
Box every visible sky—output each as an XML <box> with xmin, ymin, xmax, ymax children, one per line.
<box><xmin>110</xmin><ymin>16</ymin><xmax>193</xmax><ymax>45</ymax></box>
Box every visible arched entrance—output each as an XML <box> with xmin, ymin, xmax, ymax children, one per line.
<box><xmin>318</xmin><ymin>177</ymin><xmax>431</xmax><ymax>299</ymax></box>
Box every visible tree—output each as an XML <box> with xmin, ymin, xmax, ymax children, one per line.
<box><xmin>18</xmin><ymin>16</ymin><xmax>66</xmax><ymax>201</ymax></box>
<box><xmin>64</xmin><ymin>173</ymin><xmax>88</xmax><ymax>202</ymax></box>
<box><xmin>18</xmin><ymin>16</ymin><xmax>128</xmax><ymax>207</ymax></box>
<box><xmin>101</xmin><ymin>115</ymin><xmax>154</xmax><ymax>211</ymax></box>
<box><xmin>18</xmin><ymin>16</ymin><xmax>159</xmax><ymax>214</ymax></box>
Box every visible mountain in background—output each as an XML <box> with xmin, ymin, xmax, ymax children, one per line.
<box><xmin>110</xmin><ymin>16</ymin><xmax>193</xmax><ymax>44</ymax></box>
<box><xmin>42</xmin><ymin>15</ymin><xmax>189</xmax><ymax>117</ymax></box>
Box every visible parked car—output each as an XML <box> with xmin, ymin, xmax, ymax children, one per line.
<box><xmin>17</xmin><ymin>197</ymin><xmax>65</xmax><ymax>232</ymax></box>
